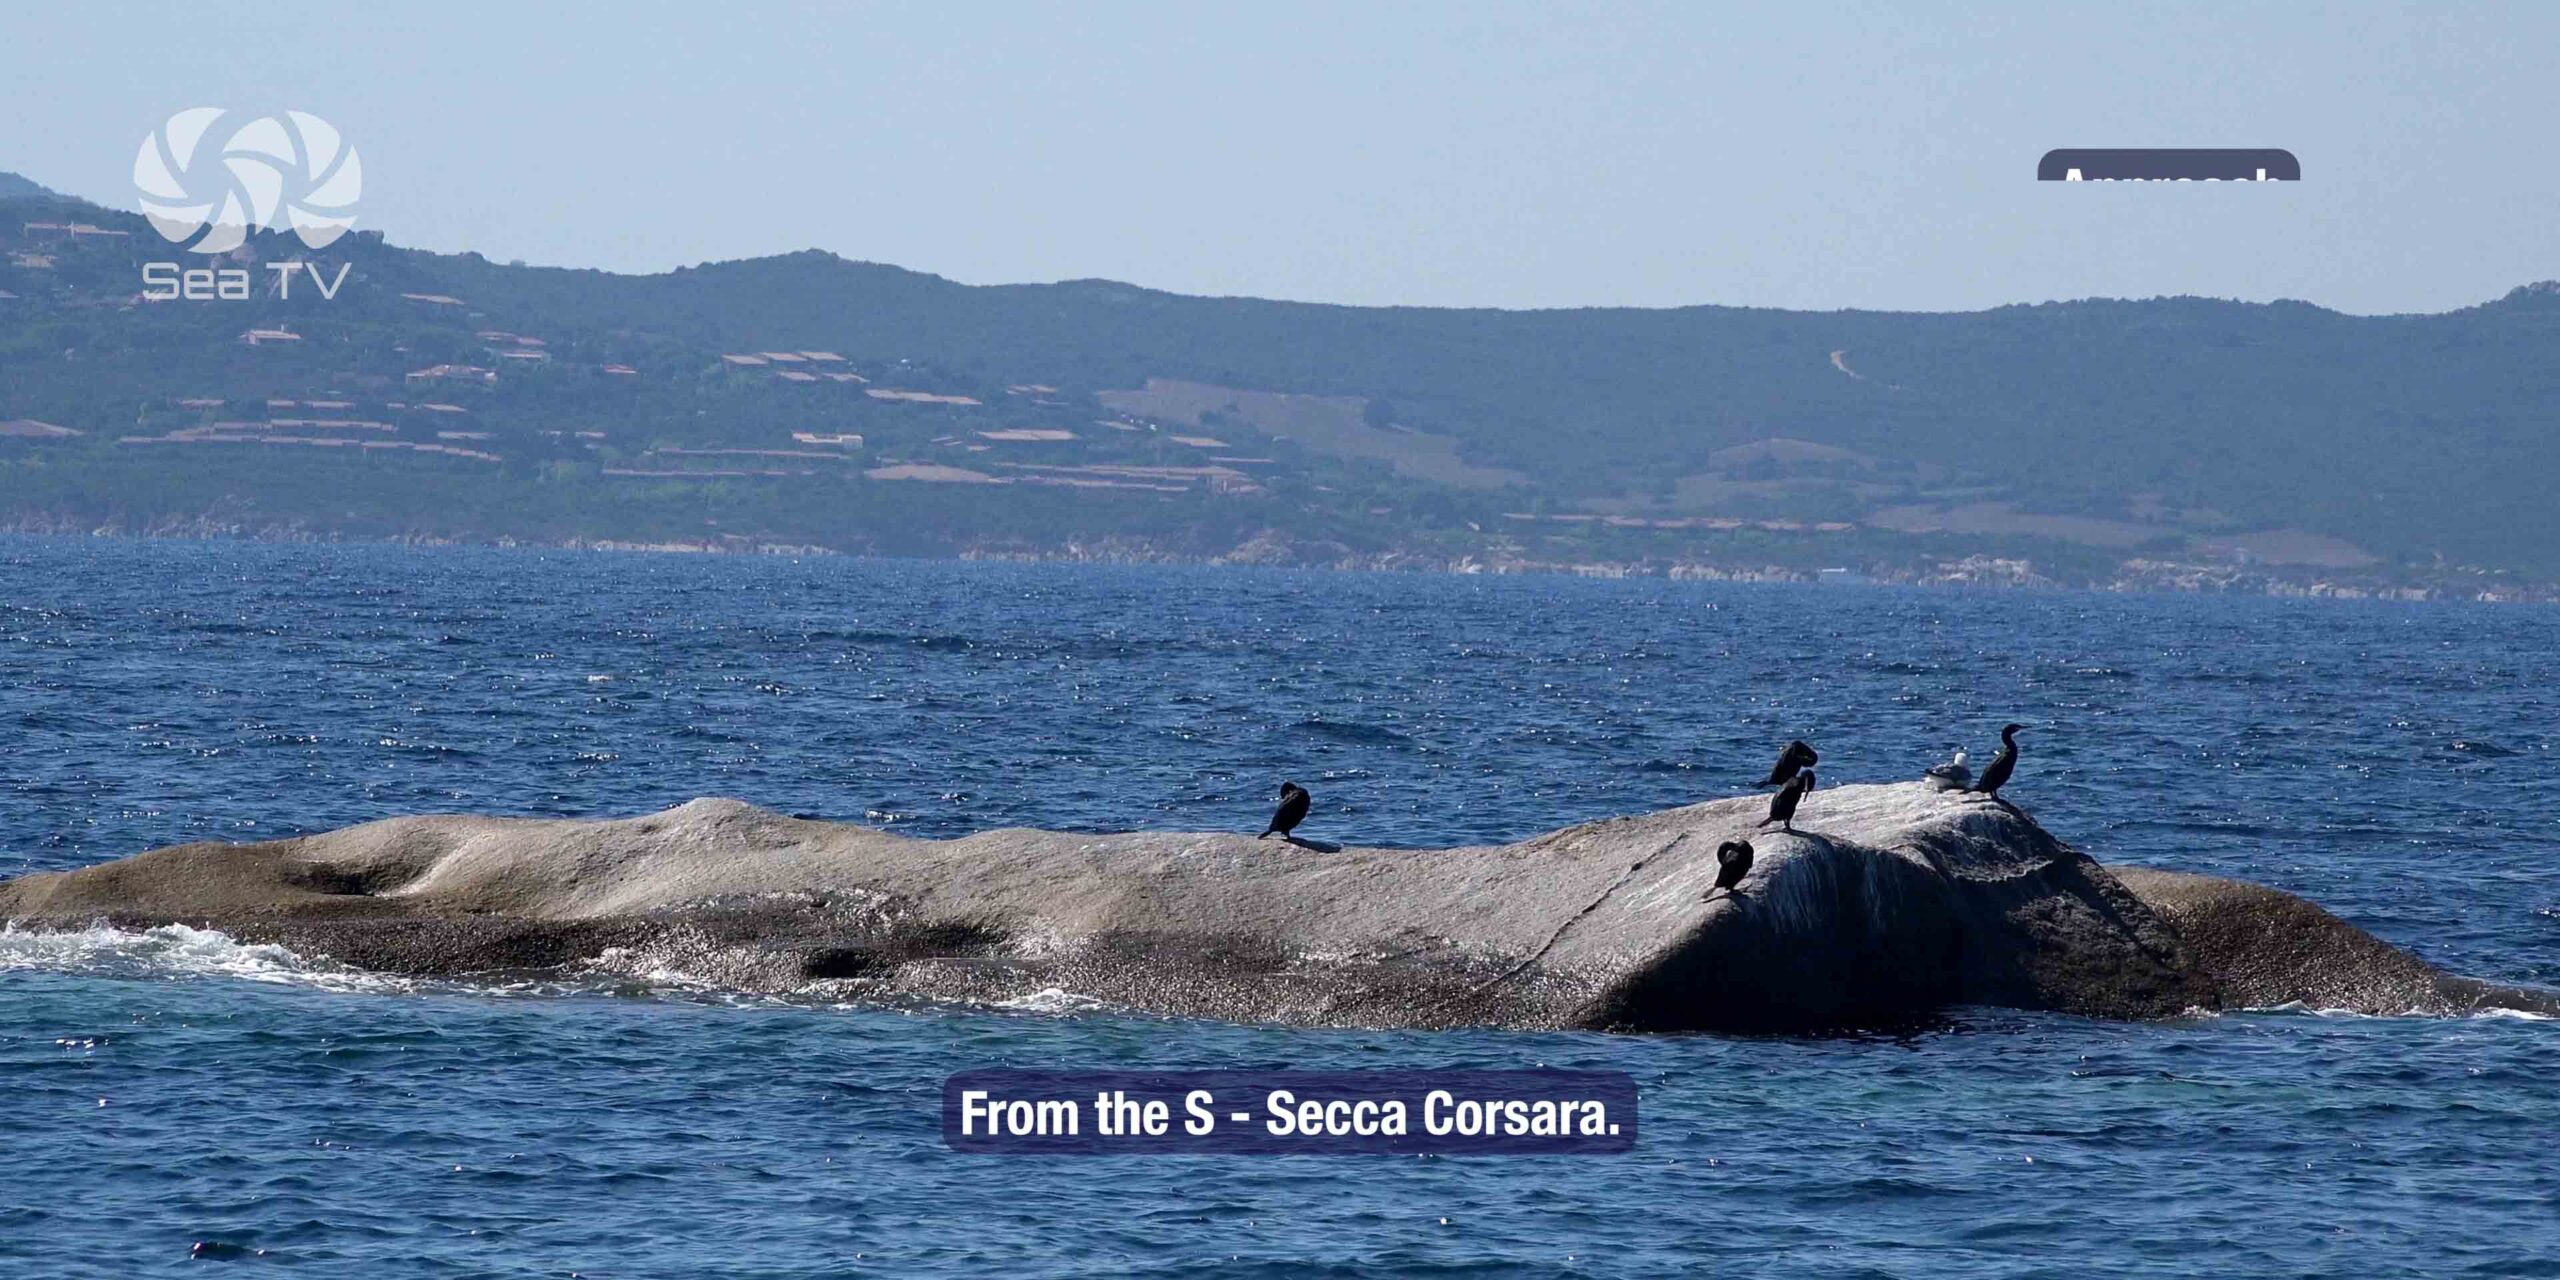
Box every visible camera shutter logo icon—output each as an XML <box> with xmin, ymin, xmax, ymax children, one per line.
<box><xmin>133</xmin><ymin>108</ymin><xmax>362</xmax><ymax>254</ymax></box>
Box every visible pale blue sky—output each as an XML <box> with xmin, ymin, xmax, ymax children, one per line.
<box><xmin>5</xmin><ymin>1</ymin><xmax>2552</xmax><ymax>313</ymax></box>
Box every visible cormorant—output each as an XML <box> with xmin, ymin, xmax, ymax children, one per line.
<box><xmin>1261</xmin><ymin>781</ymin><xmax>1311</xmax><ymax>840</ymax></box>
<box><xmin>1705</xmin><ymin>839</ymin><xmax>1754</xmax><ymax>901</ymax></box>
<box><xmin>1761</xmin><ymin>769</ymin><xmax>1814</xmax><ymax>833</ymax></box>
<box><xmin>1925</xmin><ymin>748</ymin><xmax>1971</xmax><ymax>791</ymax></box>
<box><xmin>1972</xmin><ymin>725</ymin><xmax>2025</xmax><ymax>799</ymax></box>
<box><xmin>1761</xmin><ymin>739</ymin><xmax>1819</xmax><ymax>788</ymax></box>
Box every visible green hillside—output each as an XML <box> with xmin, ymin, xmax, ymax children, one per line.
<box><xmin>4</xmin><ymin>183</ymin><xmax>2556</xmax><ymax>587</ymax></box>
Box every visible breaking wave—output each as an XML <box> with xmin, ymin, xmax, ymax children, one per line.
<box><xmin>0</xmin><ymin>922</ymin><xmax>1132</xmax><ymax>1021</ymax></box>
<box><xmin>0</xmin><ymin>922</ymin><xmax>418</xmax><ymax>995</ymax></box>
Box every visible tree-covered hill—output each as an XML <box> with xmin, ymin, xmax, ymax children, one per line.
<box><xmin>4</xmin><ymin>179</ymin><xmax>2556</xmax><ymax>582</ymax></box>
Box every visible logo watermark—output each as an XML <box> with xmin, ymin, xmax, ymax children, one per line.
<box><xmin>136</xmin><ymin>108</ymin><xmax>361</xmax><ymax>251</ymax></box>
<box><xmin>134</xmin><ymin>108</ymin><xmax>361</xmax><ymax>301</ymax></box>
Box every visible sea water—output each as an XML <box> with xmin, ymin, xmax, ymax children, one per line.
<box><xmin>3</xmin><ymin>537</ymin><xmax>2555</xmax><ymax>1276</ymax></box>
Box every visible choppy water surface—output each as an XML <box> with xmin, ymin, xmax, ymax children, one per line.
<box><xmin>3</xmin><ymin>537</ymin><xmax>2556</xmax><ymax>1276</ymax></box>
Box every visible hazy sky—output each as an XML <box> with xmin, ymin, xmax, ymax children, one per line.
<box><xmin>6</xmin><ymin>1</ymin><xmax>2553</xmax><ymax>313</ymax></box>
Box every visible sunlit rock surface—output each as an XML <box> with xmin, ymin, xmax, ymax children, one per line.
<box><xmin>4</xmin><ymin>782</ymin><xmax>2547</xmax><ymax>1030</ymax></box>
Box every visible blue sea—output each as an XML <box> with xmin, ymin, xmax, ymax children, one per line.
<box><xmin>3</xmin><ymin>537</ymin><xmax>2557</xmax><ymax>1277</ymax></box>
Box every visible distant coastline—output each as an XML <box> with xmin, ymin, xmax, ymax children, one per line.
<box><xmin>7</xmin><ymin>520</ymin><xmax>2548</xmax><ymax>605</ymax></box>
<box><xmin>9</xmin><ymin>187</ymin><xmax>2560</xmax><ymax>607</ymax></box>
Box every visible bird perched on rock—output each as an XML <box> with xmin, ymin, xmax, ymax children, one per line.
<box><xmin>1261</xmin><ymin>781</ymin><xmax>1311</xmax><ymax>840</ymax></box>
<box><xmin>1761</xmin><ymin>739</ymin><xmax>1819</xmax><ymax>788</ymax></box>
<box><xmin>1704</xmin><ymin>839</ymin><xmax>1754</xmax><ymax>902</ymax></box>
<box><xmin>1924</xmin><ymin>748</ymin><xmax>1971</xmax><ymax>791</ymax></box>
<box><xmin>1761</xmin><ymin>770</ymin><xmax>1814</xmax><ymax>833</ymax></box>
<box><xmin>1973</xmin><ymin>725</ymin><xmax>2025</xmax><ymax>800</ymax></box>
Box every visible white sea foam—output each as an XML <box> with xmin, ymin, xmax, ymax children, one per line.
<box><xmin>582</xmin><ymin>943</ymin><xmax>749</xmax><ymax>994</ymax></box>
<box><xmin>2465</xmin><ymin>1005</ymin><xmax>2556</xmax><ymax>1022</ymax></box>
<box><xmin>0</xmin><ymin>923</ymin><xmax>769</xmax><ymax>1005</ymax></box>
<box><xmin>0</xmin><ymin>922</ymin><xmax>418</xmax><ymax>995</ymax></box>
<box><xmin>2240</xmin><ymin>999</ymin><xmax>2556</xmax><ymax>1022</ymax></box>
<box><xmin>0</xmin><ymin>921</ymin><xmax>1123</xmax><ymax>1017</ymax></box>
<box><xmin>991</xmin><ymin>986</ymin><xmax>1117</xmax><ymax>1015</ymax></box>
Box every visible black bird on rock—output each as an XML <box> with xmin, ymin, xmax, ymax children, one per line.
<box><xmin>1261</xmin><ymin>781</ymin><xmax>1311</xmax><ymax>840</ymax></box>
<box><xmin>1704</xmin><ymin>839</ymin><xmax>1755</xmax><ymax>902</ymax></box>
<box><xmin>1761</xmin><ymin>739</ymin><xmax>1819</xmax><ymax>788</ymax></box>
<box><xmin>1972</xmin><ymin>724</ymin><xmax>2025</xmax><ymax>800</ymax></box>
<box><xmin>1761</xmin><ymin>770</ymin><xmax>1815</xmax><ymax>833</ymax></box>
